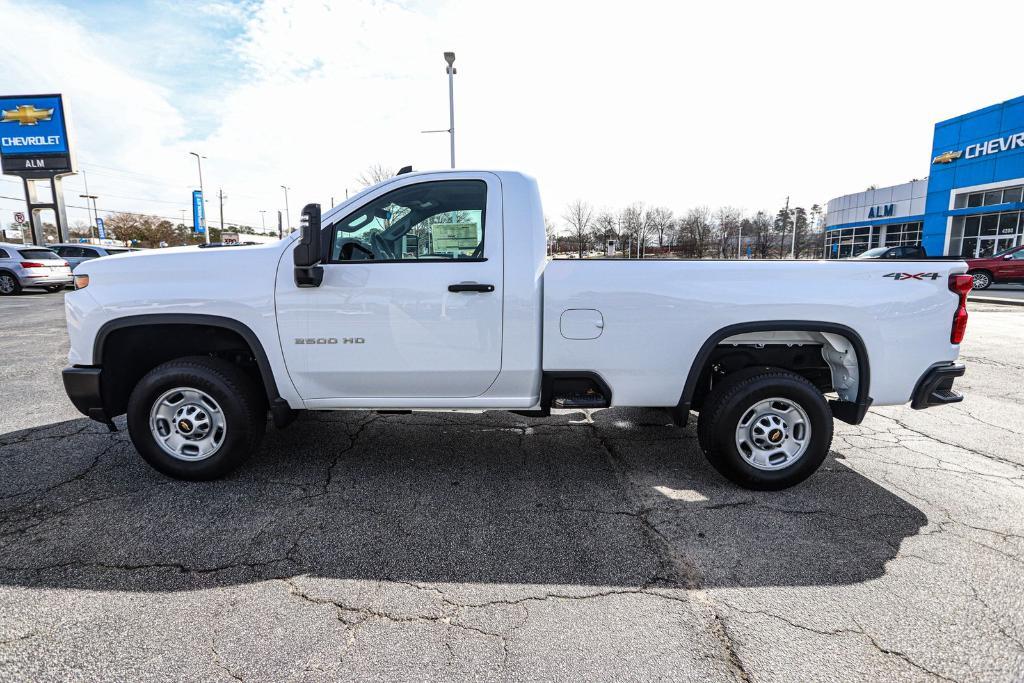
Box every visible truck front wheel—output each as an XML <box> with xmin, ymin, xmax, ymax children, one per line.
<box><xmin>697</xmin><ymin>368</ymin><xmax>833</xmax><ymax>490</ymax></box>
<box><xmin>126</xmin><ymin>356</ymin><xmax>266</xmax><ymax>480</ymax></box>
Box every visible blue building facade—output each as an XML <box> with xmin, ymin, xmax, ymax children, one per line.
<box><xmin>826</xmin><ymin>95</ymin><xmax>1024</xmax><ymax>258</ymax></box>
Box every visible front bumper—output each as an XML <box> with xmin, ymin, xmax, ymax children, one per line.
<box><xmin>62</xmin><ymin>365</ymin><xmax>111</xmax><ymax>425</ymax></box>
<box><xmin>911</xmin><ymin>363</ymin><xmax>965</xmax><ymax>410</ymax></box>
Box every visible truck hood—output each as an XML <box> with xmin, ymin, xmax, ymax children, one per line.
<box><xmin>78</xmin><ymin>240</ymin><xmax>291</xmax><ymax>278</ymax></box>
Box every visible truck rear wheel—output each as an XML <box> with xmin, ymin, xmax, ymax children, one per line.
<box><xmin>126</xmin><ymin>356</ymin><xmax>266</xmax><ymax>480</ymax></box>
<box><xmin>697</xmin><ymin>367</ymin><xmax>833</xmax><ymax>490</ymax></box>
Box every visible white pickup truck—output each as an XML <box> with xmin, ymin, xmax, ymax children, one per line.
<box><xmin>62</xmin><ymin>170</ymin><xmax>972</xmax><ymax>489</ymax></box>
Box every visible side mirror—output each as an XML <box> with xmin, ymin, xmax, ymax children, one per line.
<box><xmin>294</xmin><ymin>203</ymin><xmax>324</xmax><ymax>287</ymax></box>
<box><xmin>1004</xmin><ymin>254</ymin><xmax>1014</xmax><ymax>260</ymax></box>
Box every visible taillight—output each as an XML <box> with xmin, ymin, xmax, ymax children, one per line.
<box><xmin>21</xmin><ymin>261</ymin><xmax>45</xmax><ymax>268</ymax></box>
<box><xmin>62</xmin><ymin>261</ymin><xmax>70</xmax><ymax>268</ymax></box>
<box><xmin>949</xmin><ymin>274</ymin><xmax>972</xmax><ymax>344</ymax></box>
<box><xmin>74</xmin><ymin>274</ymin><xmax>89</xmax><ymax>290</ymax></box>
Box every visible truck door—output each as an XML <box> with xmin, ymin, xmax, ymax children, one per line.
<box><xmin>275</xmin><ymin>173</ymin><xmax>503</xmax><ymax>400</ymax></box>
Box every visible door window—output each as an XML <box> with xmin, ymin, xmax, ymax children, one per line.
<box><xmin>329</xmin><ymin>180</ymin><xmax>487</xmax><ymax>262</ymax></box>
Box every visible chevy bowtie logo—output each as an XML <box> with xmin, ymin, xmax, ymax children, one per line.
<box><xmin>0</xmin><ymin>104</ymin><xmax>55</xmax><ymax>126</ymax></box>
<box><xmin>932</xmin><ymin>150</ymin><xmax>963</xmax><ymax>164</ymax></box>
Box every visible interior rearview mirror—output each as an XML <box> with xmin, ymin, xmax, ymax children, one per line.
<box><xmin>294</xmin><ymin>203</ymin><xmax>324</xmax><ymax>287</ymax></box>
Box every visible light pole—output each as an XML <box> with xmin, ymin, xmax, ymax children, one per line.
<box><xmin>280</xmin><ymin>186</ymin><xmax>291</xmax><ymax>233</ymax></box>
<box><xmin>421</xmin><ymin>51</ymin><xmax>457</xmax><ymax>168</ymax></box>
<box><xmin>79</xmin><ymin>193</ymin><xmax>99</xmax><ymax>239</ymax></box>
<box><xmin>189</xmin><ymin>152</ymin><xmax>209</xmax><ymax>244</ymax></box>
<box><xmin>258</xmin><ymin>209</ymin><xmax>267</xmax><ymax>233</ymax></box>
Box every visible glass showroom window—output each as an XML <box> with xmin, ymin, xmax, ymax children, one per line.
<box><xmin>955</xmin><ymin>184</ymin><xmax>1024</xmax><ymax>209</ymax></box>
<box><xmin>950</xmin><ymin>210</ymin><xmax>1022</xmax><ymax>258</ymax></box>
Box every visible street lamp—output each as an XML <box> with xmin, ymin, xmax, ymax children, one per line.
<box><xmin>421</xmin><ymin>51</ymin><xmax>457</xmax><ymax>169</ymax></box>
<box><xmin>280</xmin><ymin>186</ymin><xmax>291</xmax><ymax>233</ymax></box>
<box><xmin>189</xmin><ymin>152</ymin><xmax>209</xmax><ymax>244</ymax></box>
<box><xmin>79</xmin><ymin>193</ymin><xmax>99</xmax><ymax>238</ymax></box>
<box><xmin>258</xmin><ymin>209</ymin><xmax>267</xmax><ymax>233</ymax></box>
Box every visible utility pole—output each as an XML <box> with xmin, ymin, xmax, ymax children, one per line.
<box><xmin>781</xmin><ymin>195</ymin><xmax>790</xmax><ymax>259</ymax></box>
<box><xmin>218</xmin><ymin>188</ymin><xmax>226</xmax><ymax>234</ymax></box>
<box><xmin>189</xmin><ymin>152</ymin><xmax>209</xmax><ymax>244</ymax></box>
<box><xmin>280</xmin><ymin>185</ymin><xmax>291</xmax><ymax>233</ymax></box>
<box><xmin>79</xmin><ymin>169</ymin><xmax>98</xmax><ymax>239</ymax></box>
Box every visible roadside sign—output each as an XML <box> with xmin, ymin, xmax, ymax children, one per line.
<box><xmin>192</xmin><ymin>190</ymin><xmax>205</xmax><ymax>234</ymax></box>
<box><xmin>13</xmin><ymin>211</ymin><xmax>25</xmax><ymax>223</ymax></box>
<box><xmin>96</xmin><ymin>217</ymin><xmax>105</xmax><ymax>239</ymax></box>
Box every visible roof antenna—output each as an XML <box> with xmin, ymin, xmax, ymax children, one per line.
<box><xmin>397</xmin><ymin>165</ymin><xmax>413</xmax><ymax>175</ymax></box>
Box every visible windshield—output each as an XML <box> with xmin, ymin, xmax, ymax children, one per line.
<box><xmin>855</xmin><ymin>247</ymin><xmax>888</xmax><ymax>258</ymax></box>
<box><xmin>18</xmin><ymin>249</ymin><xmax>62</xmax><ymax>261</ymax></box>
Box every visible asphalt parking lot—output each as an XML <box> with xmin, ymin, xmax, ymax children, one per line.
<box><xmin>1</xmin><ymin>292</ymin><xmax>1022</xmax><ymax>681</ymax></box>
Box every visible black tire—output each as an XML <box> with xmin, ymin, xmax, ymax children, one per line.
<box><xmin>0</xmin><ymin>272</ymin><xmax>21</xmax><ymax>296</ymax></box>
<box><xmin>969</xmin><ymin>270</ymin><xmax>993</xmax><ymax>290</ymax></box>
<box><xmin>697</xmin><ymin>367</ymin><xmax>833</xmax><ymax>490</ymax></box>
<box><xmin>44</xmin><ymin>285</ymin><xmax>64</xmax><ymax>293</ymax></box>
<box><xmin>126</xmin><ymin>356</ymin><xmax>266</xmax><ymax>480</ymax></box>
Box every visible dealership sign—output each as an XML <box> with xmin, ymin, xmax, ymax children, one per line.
<box><xmin>0</xmin><ymin>94</ymin><xmax>74</xmax><ymax>174</ymax></box>
<box><xmin>933</xmin><ymin>130</ymin><xmax>1024</xmax><ymax>164</ymax></box>
<box><xmin>868</xmin><ymin>204</ymin><xmax>894</xmax><ymax>219</ymax></box>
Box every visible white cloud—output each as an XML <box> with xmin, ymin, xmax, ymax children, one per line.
<box><xmin>2</xmin><ymin>0</ymin><xmax>1024</xmax><ymax>232</ymax></box>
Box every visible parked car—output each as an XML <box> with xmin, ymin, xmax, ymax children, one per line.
<box><xmin>855</xmin><ymin>245</ymin><xmax>928</xmax><ymax>259</ymax></box>
<box><xmin>62</xmin><ymin>171</ymin><xmax>971</xmax><ymax>490</ymax></box>
<box><xmin>0</xmin><ymin>243</ymin><xmax>73</xmax><ymax>295</ymax></box>
<box><xmin>965</xmin><ymin>244</ymin><xmax>1024</xmax><ymax>289</ymax></box>
<box><xmin>50</xmin><ymin>243</ymin><xmax>136</xmax><ymax>271</ymax></box>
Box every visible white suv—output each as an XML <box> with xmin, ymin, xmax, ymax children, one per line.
<box><xmin>0</xmin><ymin>243</ymin><xmax>73</xmax><ymax>295</ymax></box>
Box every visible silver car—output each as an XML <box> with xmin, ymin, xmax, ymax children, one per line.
<box><xmin>0</xmin><ymin>243</ymin><xmax>74</xmax><ymax>295</ymax></box>
<box><xmin>50</xmin><ymin>243</ymin><xmax>136</xmax><ymax>271</ymax></box>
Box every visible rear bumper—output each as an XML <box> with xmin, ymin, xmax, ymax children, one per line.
<box><xmin>911</xmin><ymin>363</ymin><xmax>965</xmax><ymax>410</ymax></box>
<box><xmin>62</xmin><ymin>365</ymin><xmax>110</xmax><ymax>424</ymax></box>
<box><xmin>21</xmin><ymin>274</ymin><xmax>73</xmax><ymax>286</ymax></box>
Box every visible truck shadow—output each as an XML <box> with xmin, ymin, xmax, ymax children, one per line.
<box><xmin>0</xmin><ymin>409</ymin><xmax>926</xmax><ymax>592</ymax></box>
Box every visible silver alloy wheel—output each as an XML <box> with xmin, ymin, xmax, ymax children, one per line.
<box><xmin>734</xmin><ymin>397</ymin><xmax>812</xmax><ymax>471</ymax></box>
<box><xmin>0</xmin><ymin>274</ymin><xmax>15</xmax><ymax>294</ymax></box>
<box><xmin>148</xmin><ymin>387</ymin><xmax>227</xmax><ymax>462</ymax></box>
<box><xmin>971</xmin><ymin>272</ymin><xmax>991</xmax><ymax>289</ymax></box>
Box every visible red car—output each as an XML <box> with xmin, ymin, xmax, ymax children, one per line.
<box><xmin>967</xmin><ymin>244</ymin><xmax>1024</xmax><ymax>289</ymax></box>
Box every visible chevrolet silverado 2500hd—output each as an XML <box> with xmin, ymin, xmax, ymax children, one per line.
<box><xmin>61</xmin><ymin>171</ymin><xmax>972</xmax><ymax>489</ymax></box>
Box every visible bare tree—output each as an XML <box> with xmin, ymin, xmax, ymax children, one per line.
<box><xmin>681</xmin><ymin>206</ymin><xmax>714</xmax><ymax>258</ymax></box>
<box><xmin>355</xmin><ymin>164</ymin><xmax>397</xmax><ymax>188</ymax></box>
<box><xmin>647</xmin><ymin>207</ymin><xmax>675</xmax><ymax>252</ymax></box>
<box><xmin>750</xmin><ymin>211</ymin><xmax>774</xmax><ymax>259</ymax></box>
<box><xmin>563</xmin><ymin>200</ymin><xmax>595</xmax><ymax>258</ymax></box>
<box><xmin>714</xmin><ymin>207</ymin><xmax>742</xmax><ymax>258</ymax></box>
<box><xmin>544</xmin><ymin>215</ymin><xmax>556</xmax><ymax>256</ymax></box>
<box><xmin>590</xmin><ymin>211</ymin><xmax>618</xmax><ymax>256</ymax></box>
<box><xmin>619</xmin><ymin>204</ymin><xmax>653</xmax><ymax>258</ymax></box>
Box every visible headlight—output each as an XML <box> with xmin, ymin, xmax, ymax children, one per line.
<box><xmin>74</xmin><ymin>274</ymin><xmax>89</xmax><ymax>290</ymax></box>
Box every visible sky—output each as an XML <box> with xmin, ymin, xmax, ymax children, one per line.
<box><xmin>1</xmin><ymin>0</ymin><xmax>1023</xmax><ymax>233</ymax></box>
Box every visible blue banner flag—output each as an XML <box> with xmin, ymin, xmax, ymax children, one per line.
<box><xmin>192</xmin><ymin>190</ymin><xmax>205</xmax><ymax>233</ymax></box>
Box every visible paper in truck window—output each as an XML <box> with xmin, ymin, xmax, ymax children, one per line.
<box><xmin>430</xmin><ymin>222</ymin><xmax>480</xmax><ymax>256</ymax></box>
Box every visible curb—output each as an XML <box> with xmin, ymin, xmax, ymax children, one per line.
<box><xmin>969</xmin><ymin>296</ymin><xmax>1024</xmax><ymax>307</ymax></box>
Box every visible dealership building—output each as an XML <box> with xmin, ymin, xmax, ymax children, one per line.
<box><xmin>825</xmin><ymin>95</ymin><xmax>1024</xmax><ymax>258</ymax></box>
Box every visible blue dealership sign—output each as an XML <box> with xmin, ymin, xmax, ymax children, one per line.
<box><xmin>96</xmin><ymin>217</ymin><xmax>105</xmax><ymax>239</ymax></box>
<box><xmin>0</xmin><ymin>94</ymin><xmax>74</xmax><ymax>174</ymax></box>
<box><xmin>192</xmin><ymin>190</ymin><xmax>205</xmax><ymax>233</ymax></box>
<box><xmin>0</xmin><ymin>95</ymin><xmax>70</xmax><ymax>155</ymax></box>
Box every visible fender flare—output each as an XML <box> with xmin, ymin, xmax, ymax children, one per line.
<box><xmin>676</xmin><ymin>320</ymin><xmax>872</xmax><ymax>423</ymax></box>
<box><xmin>93</xmin><ymin>313</ymin><xmax>281</xmax><ymax>402</ymax></box>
